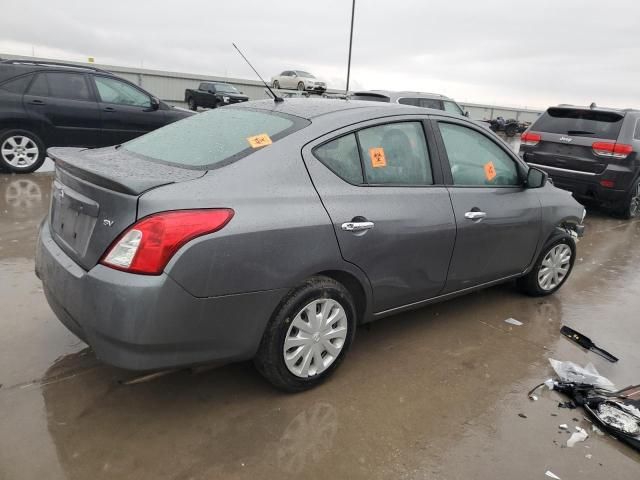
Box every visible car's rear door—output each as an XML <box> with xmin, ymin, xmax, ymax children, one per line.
<box><xmin>92</xmin><ymin>75</ymin><xmax>167</xmax><ymax>146</ymax></box>
<box><xmin>302</xmin><ymin>116</ymin><xmax>456</xmax><ymax>314</ymax></box>
<box><xmin>431</xmin><ymin>116</ymin><xmax>542</xmax><ymax>292</ymax></box>
<box><xmin>23</xmin><ymin>71</ymin><xmax>101</xmax><ymax>147</ymax></box>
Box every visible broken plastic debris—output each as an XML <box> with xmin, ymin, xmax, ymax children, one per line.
<box><xmin>596</xmin><ymin>402</ymin><xmax>640</xmax><ymax>435</ymax></box>
<box><xmin>559</xmin><ymin>424</ymin><xmax>569</xmax><ymax>430</ymax></box>
<box><xmin>548</xmin><ymin>359</ymin><xmax>615</xmax><ymax>390</ymax></box>
<box><xmin>530</xmin><ymin>394</ymin><xmax>538</xmax><ymax>401</ymax></box>
<box><xmin>504</xmin><ymin>318</ymin><xmax>523</xmax><ymax>326</ymax></box>
<box><xmin>567</xmin><ymin>426</ymin><xmax>588</xmax><ymax>447</ymax></box>
<box><xmin>545</xmin><ymin>471</ymin><xmax>561</xmax><ymax>480</ymax></box>
<box><xmin>585</xmin><ymin>454</ymin><xmax>593</xmax><ymax>459</ymax></box>
<box><xmin>544</xmin><ymin>379</ymin><xmax>555</xmax><ymax>390</ymax></box>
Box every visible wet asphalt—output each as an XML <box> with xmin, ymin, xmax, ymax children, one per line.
<box><xmin>1</xmin><ymin>138</ymin><xmax>639</xmax><ymax>479</ymax></box>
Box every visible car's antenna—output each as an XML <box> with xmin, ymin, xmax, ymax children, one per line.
<box><xmin>232</xmin><ymin>43</ymin><xmax>283</xmax><ymax>103</ymax></box>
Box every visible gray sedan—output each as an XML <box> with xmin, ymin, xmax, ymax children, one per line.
<box><xmin>35</xmin><ymin>99</ymin><xmax>585</xmax><ymax>391</ymax></box>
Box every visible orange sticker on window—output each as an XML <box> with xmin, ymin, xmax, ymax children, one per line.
<box><xmin>369</xmin><ymin>147</ymin><xmax>387</xmax><ymax>168</ymax></box>
<box><xmin>247</xmin><ymin>133</ymin><xmax>273</xmax><ymax>148</ymax></box>
<box><xmin>484</xmin><ymin>161</ymin><xmax>497</xmax><ymax>181</ymax></box>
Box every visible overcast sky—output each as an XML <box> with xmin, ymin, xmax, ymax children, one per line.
<box><xmin>1</xmin><ymin>0</ymin><xmax>639</xmax><ymax>109</ymax></box>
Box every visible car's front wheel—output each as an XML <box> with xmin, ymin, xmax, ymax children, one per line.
<box><xmin>0</xmin><ymin>129</ymin><xmax>46</xmax><ymax>173</ymax></box>
<box><xmin>517</xmin><ymin>236</ymin><xmax>575</xmax><ymax>296</ymax></box>
<box><xmin>188</xmin><ymin>97</ymin><xmax>197</xmax><ymax>111</ymax></box>
<box><xmin>273</xmin><ymin>80</ymin><xmax>280</xmax><ymax>89</ymax></box>
<box><xmin>297</xmin><ymin>81</ymin><xmax>305</xmax><ymax>91</ymax></box>
<box><xmin>254</xmin><ymin>276</ymin><xmax>356</xmax><ymax>392</ymax></box>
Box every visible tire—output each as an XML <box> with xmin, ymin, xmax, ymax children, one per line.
<box><xmin>616</xmin><ymin>179</ymin><xmax>640</xmax><ymax>219</ymax></box>
<box><xmin>254</xmin><ymin>276</ymin><xmax>357</xmax><ymax>392</ymax></box>
<box><xmin>0</xmin><ymin>129</ymin><xmax>46</xmax><ymax>174</ymax></box>
<box><xmin>297</xmin><ymin>82</ymin><xmax>305</xmax><ymax>91</ymax></box>
<box><xmin>273</xmin><ymin>80</ymin><xmax>280</xmax><ymax>89</ymax></box>
<box><xmin>517</xmin><ymin>235</ymin><xmax>576</xmax><ymax>296</ymax></box>
<box><xmin>188</xmin><ymin>97</ymin><xmax>197</xmax><ymax>111</ymax></box>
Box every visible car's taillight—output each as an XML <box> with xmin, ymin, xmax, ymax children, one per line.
<box><xmin>521</xmin><ymin>132</ymin><xmax>541</xmax><ymax>146</ymax></box>
<box><xmin>100</xmin><ymin>209</ymin><xmax>234</xmax><ymax>275</ymax></box>
<box><xmin>592</xmin><ymin>142</ymin><xmax>633</xmax><ymax>159</ymax></box>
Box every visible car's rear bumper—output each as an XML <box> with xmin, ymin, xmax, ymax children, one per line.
<box><xmin>525</xmin><ymin>160</ymin><xmax>637</xmax><ymax>206</ymax></box>
<box><xmin>35</xmin><ymin>220</ymin><xmax>287</xmax><ymax>371</ymax></box>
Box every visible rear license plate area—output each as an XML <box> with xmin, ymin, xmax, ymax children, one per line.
<box><xmin>51</xmin><ymin>181</ymin><xmax>99</xmax><ymax>256</ymax></box>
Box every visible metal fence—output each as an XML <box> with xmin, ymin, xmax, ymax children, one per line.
<box><xmin>2</xmin><ymin>53</ymin><xmax>544</xmax><ymax>119</ymax></box>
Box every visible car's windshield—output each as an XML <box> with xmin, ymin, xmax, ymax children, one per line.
<box><xmin>533</xmin><ymin>108</ymin><xmax>624</xmax><ymax>140</ymax></box>
<box><xmin>296</xmin><ymin>71</ymin><xmax>315</xmax><ymax>78</ymax></box>
<box><xmin>213</xmin><ymin>83</ymin><xmax>239</xmax><ymax>94</ymax></box>
<box><xmin>124</xmin><ymin>108</ymin><xmax>308</xmax><ymax>169</ymax></box>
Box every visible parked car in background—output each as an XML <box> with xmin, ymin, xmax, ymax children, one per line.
<box><xmin>520</xmin><ymin>104</ymin><xmax>640</xmax><ymax>218</ymax></box>
<box><xmin>36</xmin><ymin>98</ymin><xmax>585</xmax><ymax>392</ymax></box>
<box><xmin>0</xmin><ymin>59</ymin><xmax>192</xmax><ymax>173</ymax></box>
<box><xmin>350</xmin><ymin>90</ymin><xmax>467</xmax><ymax>117</ymax></box>
<box><xmin>184</xmin><ymin>82</ymin><xmax>249</xmax><ymax>111</ymax></box>
<box><xmin>271</xmin><ymin>70</ymin><xmax>326</xmax><ymax>93</ymax></box>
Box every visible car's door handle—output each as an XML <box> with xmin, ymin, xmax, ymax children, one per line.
<box><xmin>29</xmin><ymin>99</ymin><xmax>45</xmax><ymax>105</ymax></box>
<box><xmin>464</xmin><ymin>211</ymin><xmax>487</xmax><ymax>220</ymax></box>
<box><xmin>103</xmin><ymin>107</ymin><xmax>116</xmax><ymax>112</ymax></box>
<box><xmin>341</xmin><ymin>221</ymin><xmax>375</xmax><ymax>232</ymax></box>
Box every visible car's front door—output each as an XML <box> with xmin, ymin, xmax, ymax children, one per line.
<box><xmin>431</xmin><ymin>117</ymin><xmax>542</xmax><ymax>293</ymax></box>
<box><xmin>23</xmin><ymin>71</ymin><xmax>101</xmax><ymax>147</ymax></box>
<box><xmin>303</xmin><ymin>118</ymin><xmax>456</xmax><ymax>314</ymax></box>
<box><xmin>92</xmin><ymin>75</ymin><xmax>167</xmax><ymax>146</ymax></box>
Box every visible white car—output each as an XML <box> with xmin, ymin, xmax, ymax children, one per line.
<box><xmin>271</xmin><ymin>70</ymin><xmax>326</xmax><ymax>93</ymax></box>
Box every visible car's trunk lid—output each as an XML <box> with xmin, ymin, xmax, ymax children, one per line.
<box><xmin>525</xmin><ymin>107</ymin><xmax>626</xmax><ymax>174</ymax></box>
<box><xmin>48</xmin><ymin>146</ymin><xmax>205</xmax><ymax>270</ymax></box>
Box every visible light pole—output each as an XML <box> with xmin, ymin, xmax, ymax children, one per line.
<box><xmin>345</xmin><ymin>0</ymin><xmax>356</xmax><ymax>96</ymax></box>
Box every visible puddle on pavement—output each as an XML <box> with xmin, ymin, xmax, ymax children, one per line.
<box><xmin>1</xmin><ymin>171</ymin><xmax>639</xmax><ymax>479</ymax></box>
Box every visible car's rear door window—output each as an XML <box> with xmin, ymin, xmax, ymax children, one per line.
<box><xmin>46</xmin><ymin>72</ymin><xmax>92</xmax><ymax>101</ymax></box>
<box><xmin>124</xmin><ymin>108</ymin><xmax>308</xmax><ymax>169</ymax></box>
<box><xmin>532</xmin><ymin>107</ymin><xmax>624</xmax><ymax>140</ymax></box>
<box><xmin>27</xmin><ymin>73</ymin><xmax>48</xmax><ymax>96</ymax></box>
<box><xmin>439</xmin><ymin>122</ymin><xmax>520</xmax><ymax>186</ymax></box>
<box><xmin>314</xmin><ymin>134</ymin><xmax>363</xmax><ymax>184</ymax></box>
<box><xmin>358</xmin><ymin>122</ymin><xmax>433</xmax><ymax>185</ymax></box>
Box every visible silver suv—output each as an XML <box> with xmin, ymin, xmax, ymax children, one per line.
<box><xmin>351</xmin><ymin>90</ymin><xmax>467</xmax><ymax>116</ymax></box>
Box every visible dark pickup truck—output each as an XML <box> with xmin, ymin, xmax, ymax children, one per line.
<box><xmin>184</xmin><ymin>82</ymin><xmax>249</xmax><ymax>111</ymax></box>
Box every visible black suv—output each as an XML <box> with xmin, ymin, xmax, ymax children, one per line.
<box><xmin>0</xmin><ymin>59</ymin><xmax>192</xmax><ymax>173</ymax></box>
<box><xmin>520</xmin><ymin>105</ymin><xmax>640</xmax><ymax>218</ymax></box>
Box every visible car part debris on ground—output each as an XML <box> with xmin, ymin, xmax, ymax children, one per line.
<box><xmin>529</xmin><ymin>360</ymin><xmax>640</xmax><ymax>452</ymax></box>
<box><xmin>504</xmin><ymin>317</ymin><xmax>523</xmax><ymax>326</ymax></box>
<box><xmin>567</xmin><ymin>426</ymin><xmax>589</xmax><ymax>447</ymax></box>
<box><xmin>545</xmin><ymin>470</ymin><xmax>561</xmax><ymax>479</ymax></box>
<box><xmin>560</xmin><ymin>325</ymin><xmax>619</xmax><ymax>362</ymax></box>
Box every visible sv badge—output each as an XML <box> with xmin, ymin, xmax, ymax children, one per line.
<box><xmin>103</xmin><ymin>219</ymin><xmax>115</xmax><ymax>227</ymax></box>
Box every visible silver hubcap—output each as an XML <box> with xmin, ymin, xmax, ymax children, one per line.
<box><xmin>538</xmin><ymin>243</ymin><xmax>572</xmax><ymax>291</ymax></box>
<box><xmin>283</xmin><ymin>299</ymin><xmax>348</xmax><ymax>378</ymax></box>
<box><xmin>630</xmin><ymin>183</ymin><xmax>640</xmax><ymax>217</ymax></box>
<box><xmin>1</xmin><ymin>136</ymin><xmax>39</xmax><ymax>168</ymax></box>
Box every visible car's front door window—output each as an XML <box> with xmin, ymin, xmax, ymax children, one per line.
<box><xmin>443</xmin><ymin>101</ymin><xmax>464</xmax><ymax>115</ymax></box>
<box><xmin>94</xmin><ymin>77</ymin><xmax>151</xmax><ymax>108</ymax></box>
<box><xmin>439</xmin><ymin>122</ymin><xmax>520</xmax><ymax>186</ymax></box>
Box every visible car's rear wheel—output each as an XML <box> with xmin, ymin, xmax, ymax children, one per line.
<box><xmin>297</xmin><ymin>82</ymin><xmax>305</xmax><ymax>91</ymax></box>
<box><xmin>273</xmin><ymin>80</ymin><xmax>280</xmax><ymax>89</ymax></box>
<box><xmin>517</xmin><ymin>236</ymin><xmax>575</xmax><ymax>296</ymax></box>
<box><xmin>617</xmin><ymin>179</ymin><xmax>640</xmax><ymax>219</ymax></box>
<box><xmin>0</xmin><ymin>129</ymin><xmax>46</xmax><ymax>174</ymax></box>
<box><xmin>188</xmin><ymin>97</ymin><xmax>197</xmax><ymax>111</ymax></box>
<box><xmin>254</xmin><ymin>276</ymin><xmax>356</xmax><ymax>392</ymax></box>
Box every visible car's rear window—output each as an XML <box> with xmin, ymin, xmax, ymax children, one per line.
<box><xmin>532</xmin><ymin>107</ymin><xmax>624</xmax><ymax>140</ymax></box>
<box><xmin>123</xmin><ymin>108</ymin><xmax>308</xmax><ymax>169</ymax></box>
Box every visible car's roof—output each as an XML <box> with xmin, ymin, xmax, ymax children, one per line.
<box><xmin>0</xmin><ymin>59</ymin><xmax>111</xmax><ymax>83</ymax></box>
<box><xmin>552</xmin><ymin>104</ymin><xmax>640</xmax><ymax>115</ymax></box>
<box><xmin>236</xmin><ymin>98</ymin><xmax>461</xmax><ymax>121</ymax></box>
<box><xmin>352</xmin><ymin>90</ymin><xmax>453</xmax><ymax>101</ymax></box>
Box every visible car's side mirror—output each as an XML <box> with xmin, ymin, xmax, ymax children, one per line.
<box><xmin>464</xmin><ymin>111</ymin><xmax>469</xmax><ymax>117</ymax></box>
<box><xmin>150</xmin><ymin>97</ymin><xmax>160</xmax><ymax>111</ymax></box>
<box><xmin>526</xmin><ymin>167</ymin><xmax>547</xmax><ymax>188</ymax></box>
